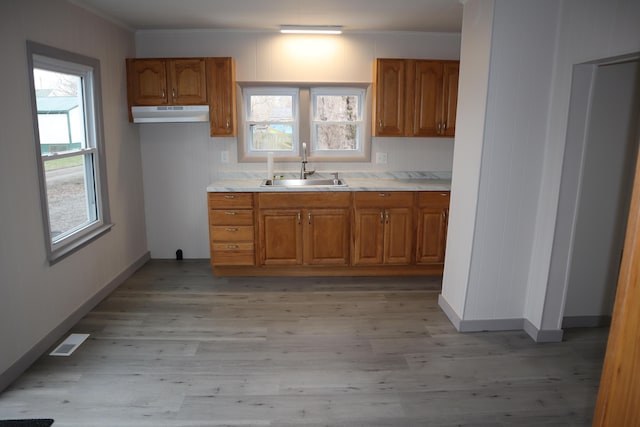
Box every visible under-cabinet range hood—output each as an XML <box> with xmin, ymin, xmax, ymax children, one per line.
<box><xmin>131</xmin><ymin>105</ymin><xmax>209</xmax><ymax>123</ymax></box>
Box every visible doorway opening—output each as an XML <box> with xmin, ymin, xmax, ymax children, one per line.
<box><xmin>553</xmin><ymin>54</ymin><xmax>640</xmax><ymax>329</ymax></box>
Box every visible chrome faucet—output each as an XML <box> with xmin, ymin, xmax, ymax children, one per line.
<box><xmin>300</xmin><ymin>142</ymin><xmax>315</xmax><ymax>179</ymax></box>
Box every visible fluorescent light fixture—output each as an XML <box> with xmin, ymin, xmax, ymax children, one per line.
<box><xmin>280</xmin><ymin>25</ymin><xmax>343</xmax><ymax>35</ymax></box>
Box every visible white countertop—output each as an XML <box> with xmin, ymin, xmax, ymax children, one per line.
<box><xmin>206</xmin><ymin>172</ymin><xmax>451</xmax><ymax>192</ymax></box>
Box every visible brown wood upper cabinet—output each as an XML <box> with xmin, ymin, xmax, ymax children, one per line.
<box><xmin>126</xmin><ymin>57</ymin><xmax>236</xmax><ymax>137</ymax></box>
<box><xmin>206</xmin><ymin>57</ymin><xmax>237</xmax><ymax>137</ymax></box>
<box><xmin>373</xmin><ymin>58</ymin><xmax>459</xmax><ymax>137</ymax></box>
<box><xmin>126</xmin><ymin>58</ymin><xmax>207</xmax><ymax>107</ymax></box>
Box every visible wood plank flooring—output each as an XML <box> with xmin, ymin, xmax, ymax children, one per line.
<box><xmin>0</xmin><ymin>260</ymin><xmax>608</xmax><ymax>426</ymax></box>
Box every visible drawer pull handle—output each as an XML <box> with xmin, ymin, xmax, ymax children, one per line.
<box><xmin>225</xmin><ymin>211</ymin><xmax>238</xmax><ymax>215</ymax></box>
<box><xmin>225</xmin><ymin>228</ymin><xmax>238</xmax><ymax>232</ymax></box>
<box><xmin>224</xmin><ymin>195</ymin><xmax>236</xmax><ymax>199</ymax></box>
<box><xmin>226</xmin><ymin>245</ymin><xmax>239</xmax><ymax>249</ymax></box>
<box><xmin>297</xmin><ymin>212</ymin><xmax>301</xmax><ymax>224</ymax></box>
<box><xmin>380</xmin><ymin>211</ymin><xmax>384</xmax><ymax>224</ymax></box>
<box><xmin>440</xmin><ymin>193</ymin><xmax>448</xmax><ymax>197</ymax></box>
<box><xmin>378</xmin><ymin>193</ymin><xmax>390</xmax><ymax>197</ymax></box>
<box><xmin>308</xmin><ymin>212</ymin><xmax>312</xmax><ymax>224</ymax></box>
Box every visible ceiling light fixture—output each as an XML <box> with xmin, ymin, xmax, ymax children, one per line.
<box><xmin>280</xmin><ymin>25</ymin><xmax>343</xmax><ymax>35</ymax></box>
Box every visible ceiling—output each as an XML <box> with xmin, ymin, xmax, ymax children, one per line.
<box><xmin>68</xmin><ymin>0</ymin><xmax>463</xmax><ymax>33</ymax></box>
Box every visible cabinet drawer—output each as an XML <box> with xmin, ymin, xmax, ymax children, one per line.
<box><xmin>211</xmin><ymin>242</ymin><xmax>254</xmax><ymax>251</ymax></box>
<box><xmin>259</xmin><ymin>192</ymin><xmax>351</xmax><ymax>209</ymax></box>
<box><xmin>354</xmin><ymin>191</ymin><xmax>414</xmax><ymax>208</ymax></box>
<box><xmin>208</xmin><ymin>192</ymin><xmax>253</xmax><ymax>208</ymax></box>
<box><xmin>211</xmin><ymin>242</ymin><xmax>255</xmax><ymax>266</ymax></box>
<box><xmin>209</xmin><ymin>209</ymin><xmax>254</xmax><ymax>225</ymax></box>
<box><xmin>210</xmin><ymin>225</ymin><xmax>254</xmax><ymax>241</ymax></box>
<box><xmin>417</xmin><ymin>191</ymin><xmax>450</xmax><ymax>207</ymax></box>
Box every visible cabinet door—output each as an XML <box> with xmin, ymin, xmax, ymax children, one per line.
<box><xmin>384</xmin><ymin>208</ymin><xmax>413</xmax><ymax>264</ymax></box>
<box><xmin>416</xmin><ymin>207</ymin><xmax>448</xmax><ymax>264</ymax></box>
<box><xmin>353</xmin><ymin>209</ymin><xmax>385</xmax><ymax>265</ymax></box>
<box><xmin>304</xmin><ymin>208</ymin><xmax>350</xmax><ymax>265</ymax></box>
<box><xmin>374</xmin><ymin>59</ymin><xmax>406</xmax><ymax>136</ymax></box>
<box><xmin>167</xmin><ymin>59</ymin><xmax>207</xmax><ymax>105</ymax></box>
<box><xmin>259</xmin><ymin>209</ymin><xmax>302</xmax><ymax>265</ymax></box>
<box><xmin>207</xmin><ymin>58</ymin><xmax>237</xmax><ymax>137</ymax></box>
<box><xmin>127</xmin><ymin>59</ymin><xmax>168</xmax><ymax>106</ymax></box>
<box><xmin>412</xmin><ymin>60</ymin><xmax>443</xmax><ymax>137</ymax></box>
<box><xmin>442</xmin><ymin>62</ymin><xmax>459</xmax><ymax>137</ymax></box>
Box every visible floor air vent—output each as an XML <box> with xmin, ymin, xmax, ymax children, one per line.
<box><xmin>49</xmin><ymin>333</ymin><xmax>90</xmax><ymax>356</ymax></box>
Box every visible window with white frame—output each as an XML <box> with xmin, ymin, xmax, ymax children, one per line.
<box><xmin>244</xmin><ymin>87</ymin><xmax>299</xmax><ymax>157</ymax></box>
<box><xmin>311</xmin><ymin>87</ymin><xmax>365</xmax><ymax>157</ymax></box>
<box><xmin>27</xmin><ymin>41</ymin><xmax>111</xmax><ymax>263</ymax></box>
<box><xmin>240</xmin><ymin>85</ymin><xmax>370</xmax><ymax>162</ymax></box>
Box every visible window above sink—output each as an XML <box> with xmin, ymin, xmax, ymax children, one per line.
<box><xmin>238</xmin><ymin>84</ymin><xmax>372</xmax><ymax>163</ymax></box>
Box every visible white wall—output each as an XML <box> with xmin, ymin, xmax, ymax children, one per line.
<box><xmin>529</xmin><ymin>0</ymin><xmax>640</xmax><ymax>331</ymax></box>
<box><xmin>441</xmin><ymin>0</ymin><xmax>494</xmax><ymax>316</ymax></box>
<box><xmin>442</xmin><ymin>0</ymin><xmax>560</xmax><ymax>323</ymax></box>
<box><xmin>134</xmin><ymin>30</ymin><xmax>461</xmax><ymax>258</ymax></box>
<box><xmin>441</xmin><ymin>0</ymin><xmax>640</xmax><ymax>338</ymax></box>
<box><xmin>0</xmin><ymin>0</ymin><xmax>147</xmax><ymax>386</ymax></box>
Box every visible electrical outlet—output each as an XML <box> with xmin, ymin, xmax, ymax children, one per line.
<box><xmin>376</xmin><ymin>152</ymin><xmax>388</xmax><ymax>164</ymax></box>
<box><xmin>221</xmin><ymin>151</ymin><xmax>229</xmax><ymax>163</ymax></box>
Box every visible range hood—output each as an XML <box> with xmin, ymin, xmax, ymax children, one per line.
<box><xmin>131</xmin><ymin>105</ymin><xmax>209</xmax><ymax>123</ymax></box>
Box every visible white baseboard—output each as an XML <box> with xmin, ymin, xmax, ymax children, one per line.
<box><xmin>438</xmin><ymin>293</ymin><xmax>564</xmax><ymax>343</ymax></box>
<box><xmin>0</xmin><ymin>251</ymin><xmax>150</xmax><ymax>393</ymax></box>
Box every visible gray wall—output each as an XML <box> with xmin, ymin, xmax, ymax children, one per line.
<box><xmin>0</xmin><ymin>0</ymin><xmax>148</xmax><ymax>388</ymax></box>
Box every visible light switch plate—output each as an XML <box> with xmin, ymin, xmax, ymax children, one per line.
<box><xmin>221</xmin><ymin>151</ymin><xmax>229</xmax><ymax>163</ymax></box>
<box><xmin>376</xmin><ymin>152</ymin><xmax>388</xmax><ymax>164</ymax></box>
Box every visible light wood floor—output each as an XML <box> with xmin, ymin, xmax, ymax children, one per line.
<box><xmin>0</xmin><ymin>260</ymin><xmax>607</xmax><ymax>426</ymax></box>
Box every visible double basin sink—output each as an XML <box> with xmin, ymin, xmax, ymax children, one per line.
<box><xmin>261</xmin><ymin>178</ymin><xmax>348</xmax><ymax>187</ymax></box>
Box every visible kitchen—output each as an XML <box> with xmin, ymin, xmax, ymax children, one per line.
<box><xmin>1</xmin><ymin>0</ymin><xmax>639</xmax><ymax>425</ymax></box>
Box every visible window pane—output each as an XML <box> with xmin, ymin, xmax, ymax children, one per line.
<box><xmin>34</xmin><ymin>69</ymin><xmax>86</xmax><ymax>154</ymax></box>
<box><xmin>44</xmin><ymin>155</ymin><xmax>96</xmax><ymax>241</ymax></box>
<box><xmin>316</xmin><ymin>124</ymin><xmax>358</xmax><ymax>150</ymax></box>
<box><xmin>315</xmin><ymin>95</ymin><xmax>359</xmax><ymax>121</ymax></box>
<box><xmin>250</xmin><ymin>95</ymin><xmax>293</xmax><ymax>121</ymax></box>
<box><xmin>250</xmin><ymin>124</ymin><xmax>293</xmax><ymax>151</ymax></box>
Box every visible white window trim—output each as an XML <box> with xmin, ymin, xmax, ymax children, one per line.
<box><xmin>242</xmin><ymin>87</ymin><xmax>300</xmax><ymax>160</ymax></box>
<box><xmin>310</xmin><ymin>87</ymin><xmax>366</xmax><ymax>158</ymax></box>
<box><xmin>238</xmin><ymin>84</ymin><xmax>372</xmax><ymax>163</ymax></box>
<box><xmin>27</xmin><ymin>41</ymin><xmax>112</xmax><ymax>264</ymax></box>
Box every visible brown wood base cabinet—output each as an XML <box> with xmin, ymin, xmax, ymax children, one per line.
<box><xmin>208</xmin><ymin>190</ymin><xmax>450</xmax><ymax>276</ymax></box>
<box><xmin>353</xmin><ymin>192</ymin><xmax>414</xmax><ymax>265</ymax></box>
<box><xmin>208</xmin><ymin>192</ymin><xmax>256</xmax><ymax>266</ymax></box>
<box><xmin>258</xmin><ymin>193</ymin><xmax>350</xmax><ymax>266</ymax></box>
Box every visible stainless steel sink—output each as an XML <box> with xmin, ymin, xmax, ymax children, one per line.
<box><xmin>261</xmin><ymin>178</ymin><xmax>348</xmax><ymax>187</ymax></box>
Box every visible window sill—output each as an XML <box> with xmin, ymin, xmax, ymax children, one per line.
<box><xmin>49</xmin><ymin>223</ymin><xmax>114</xmax><ymax>265</ymax></box>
